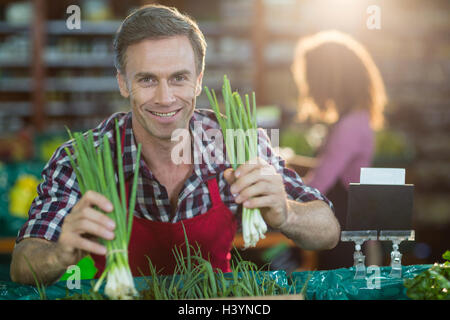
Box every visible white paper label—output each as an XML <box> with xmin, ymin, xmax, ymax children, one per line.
<box><xmin>360</xmin><ymin>168</ymin><xmax>405</xmax><ymax>185</ymax></box>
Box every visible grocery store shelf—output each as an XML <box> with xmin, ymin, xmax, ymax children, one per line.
<box><xmin>0</xmin><ymin>76</ymin><xmax>250</xmax><ymax>92</ymax></box>
<box><xmin>0</xmin><ymin>22</ymin><xmax>29</xmax><ymax>34</ymax></box>
<box><xmin>0</xmin><ymin>102</ymin><xmax>30</xmax><ymax>116</ymax></box>
<box><xmin>0</xmin><ymin>55</ymin><xmax>249</xmax><ymax>68</ymax></box>
<box><xmin>0</xmin><ymin>77</ymin><xmax>118</xmax><ymax>92</ymax></box>
<box><xmin>0</xmin><ymin>101</ymin><xmax>124</xmax><ymax>117</ymax></box>
<box><xmin>45</xmin><ymin>54</ymin><xmax>114</xmax><ymax>67</ymax></box>
<box><xmin>47</xmin><ymin>20</ymin><xmax>121</xmax><ymax>35</ymax></box>
<box><xmin>0</xmin><ymin>20</ymin><xmax>251</xmax><ymax>37</ymax></box>
<box><xmin>0</xmin><ymin>57</ymin><xmax>30</xmax><ymax>67</ymax></box>
<box><xmin>46</xmin><ymin>20</ymin><xmax>250</xmax><ymax>38</ymax></box>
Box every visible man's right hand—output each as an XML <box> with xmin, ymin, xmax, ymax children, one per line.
<box><xmin>56</xmin><ymin>191</ymin><xmax>116</xmax><ymax>265</ymax></box>
<box><xmin>10</xmin><ymin>191</ymin><xmax>115</xmax><ymax>285</ymax></box>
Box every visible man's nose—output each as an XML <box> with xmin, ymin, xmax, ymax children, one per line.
<box><xmin>154</xmin><ymin>81</ymin><xmax>176</xmax><ymax>105</ymax></box>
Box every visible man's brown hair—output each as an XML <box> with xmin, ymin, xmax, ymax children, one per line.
<box><xmin>113</xmin><ymin>4</ymin><xmax>207</xmax><ymax>75</ymax></box>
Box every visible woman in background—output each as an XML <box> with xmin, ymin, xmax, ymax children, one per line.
<box><xmin>291</xmin><ymin>30</ymin><xmax>387</xmax><ymax>269</ymax></box>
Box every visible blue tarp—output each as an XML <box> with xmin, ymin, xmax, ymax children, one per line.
<box><xmin>0</xmin><ymin>265</ymin><xmax>431</xmax><ymax>300</ymax></box>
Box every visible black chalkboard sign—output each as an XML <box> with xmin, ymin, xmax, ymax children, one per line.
<box><xmin>346</xmin><ymin>183</ymin><xmax>414</xmax><ymax>231</ymax></box>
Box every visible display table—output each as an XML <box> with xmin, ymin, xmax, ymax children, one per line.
<box><xmin>0</xmin><ymin>265</ymin><xmax>430</xmax><ymax>300</ymax></box>
<box><xmin>290</xmin><ymin>264</ymin><xmax>431</xmax><ymax>300</ymax></box>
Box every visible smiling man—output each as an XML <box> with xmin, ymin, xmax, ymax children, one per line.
<box><xmin>10</xmin><ymin>4</ymin><xmax>340</xmax><ymax>285</ymax></box>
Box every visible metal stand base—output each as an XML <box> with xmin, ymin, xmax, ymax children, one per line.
<box><xmin>378</xmin><ymin>230</ymin><xmax>415</xmax><ymax>278</ymax></box>
<box><xmin>341</xmin><ymin>231</ymin><xmax>378</xmax><ymax>279</ymax></box>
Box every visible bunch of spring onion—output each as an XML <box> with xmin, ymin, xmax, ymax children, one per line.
<box><xmin>65</xmin><ymin>120</ymin><xmax>142</xmax><ymax>299</ymax></box>
<box><xmin>139</xmin><ymin>235</ymin><xmax>294</xmax><ymax>299</ymax></box>
<box><xmin>204</xmin><ymin>75</ymin><xmax>267</xmax><ymax>249</ymax></box>
<box><xmin>63</xmin><ymin>233</ymin><xmax>299</xmax><ymax>300</ymax></box>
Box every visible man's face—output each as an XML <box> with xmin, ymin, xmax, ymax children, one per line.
<box><xmin>118</xmin><ymin>36</ymin><xmax>203</xmax><ymax>140</ymax></box>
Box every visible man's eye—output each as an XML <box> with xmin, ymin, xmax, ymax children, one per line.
<box><xmin>174</xmin><ymin>75</ymin><xmax>186</xmax><ymax>82</ymax></box>
<box><xmin>140</xmin><ymin>77</ymin><xmax>156</xmax><ymax>84</ymax></box>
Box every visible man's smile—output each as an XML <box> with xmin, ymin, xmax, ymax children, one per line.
<box><xmin>149</xmin><ymin>110</ymin><xmax>177</xmax><ymax>117</ymax></box>
<box><xmin>145</xmin><ymin>108</ymin><xmax>182</xmax><ymax>123</ymax></box>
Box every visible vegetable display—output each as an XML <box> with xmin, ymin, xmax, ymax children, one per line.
<box><xmin>9</xmin><ymin>174</ymin><xmax>40</xmax><ymax>218</ymax></box>
<box><xmin>60</xmin><ymin>229</ymin><xmax>300</xmax><ymax>300</ymax></box>
<box><xmin>139</xmin><ymin>227</ymin><xmax>295</xmax><ymax>299</ymax></box>
<box><xmin>64</xmin><ymin>120</ymin><xmax>142</xmax><ymax>300</ymax></box>
<box><xmin>404</xmin><ymin>250</ymin><xmax>450</xmax><ymax>300</ymax></box>
<box><xmin>204</xmin><ymin>75</ymin><xmax>267</xmax><ymax>249</ymax></box>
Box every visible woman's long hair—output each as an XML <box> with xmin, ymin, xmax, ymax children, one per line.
<box><xmin>291</xmin><ymin>30</ymin><xmax>387</xmax><ymax>130</ymax></box>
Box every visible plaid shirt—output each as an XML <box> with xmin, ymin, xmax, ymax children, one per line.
<box><xmin>16</xmin><ymin>109</ymin><xmax>332</xmax><ymax>243</ymax></box>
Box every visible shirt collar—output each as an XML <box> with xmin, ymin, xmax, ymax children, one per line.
<box><xmin>121</xmin><ymin>111</ymin><xmax>229</xmax><ymax>183</ymax></box>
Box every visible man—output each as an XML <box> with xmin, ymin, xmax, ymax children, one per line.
<box><xmin>10</xmin><ymin>4</ymin><xmax>340</xmax><ymax>285</ymax></box>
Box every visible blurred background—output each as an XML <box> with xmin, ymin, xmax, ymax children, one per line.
<box><xmin>0</xmin><ymin>0</ymin><xmax>448</xmax><ymax>280</ymax></box>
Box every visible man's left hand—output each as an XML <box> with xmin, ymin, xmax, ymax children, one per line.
<box><xmin>224</xmin><ymin>157</ymin><xmax>288</xmax><ymax>229</ymax></box>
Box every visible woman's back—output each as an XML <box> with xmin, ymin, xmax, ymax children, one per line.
<box><xmin>308</xmin><ymin>109</ymin><xmax>374</xmax><ymax>194</ymax></box>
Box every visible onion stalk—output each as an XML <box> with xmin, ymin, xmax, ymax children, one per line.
<box><xmin>204</xmin><ymin>75</ymin><xmax>267</xmax><ymax>248</ymax></box>
<box><xmin>65</xmin><ymin>120</ymin><xmax>142</xmax><ymax>299</ymax></box>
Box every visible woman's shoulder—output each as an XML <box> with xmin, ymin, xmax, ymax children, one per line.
<box><xmin>325</xmin><ymin>110</ymin><xmax>373</xmax><ymax>148</ymax></box>
<box><xmin>335</xmin><ymin>110</ymin><xmax>371</xmax><ymax>132</ymax></box>
<box><xmin>339</xmin><ymin>109</ymin><xmax>370</xmax><ymax>123</ymax></box>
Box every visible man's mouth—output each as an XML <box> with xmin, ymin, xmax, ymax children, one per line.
<box><xmin>145</xmin><ymin>108</ymin><xmax>182</xmax><ymax>123</ymax></box>
<box><xmin>149</xmin><ymin>110</ymin><xmax>178</xmax><ymax>117</ymax></box>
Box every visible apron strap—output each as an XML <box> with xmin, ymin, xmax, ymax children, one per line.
<box><xmin>121</xmin><ymin>117</ymin><xmax>224</xmax><ymax>211</ymax></box>
<box><xmin>206</xmin><ymin>177</ymin><xmax>222</xmax><ymax>207</ymax></box>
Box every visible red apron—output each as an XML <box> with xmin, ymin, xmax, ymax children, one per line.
<box><xmin>91</xmin><ymin>122</ymin><xmax>237</xmax><ymax>277</ymax></box>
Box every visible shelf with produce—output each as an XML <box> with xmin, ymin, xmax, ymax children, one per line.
<box><xmin>0</xmin><ymin>21</ymin><xmax>30</xmax><ymax>34</ymax></box>
<box><xmin>0</xmin><ymin>0</ymin><xmax>264</xmax><ymax>132</ymax></box>
<box><xmin>0</xmin><ymin>102</ymin><xmax>30</xmax><ymax>117</ymax></box>
<box><xmin>0</xmin><ymin>76</ymin><xmax>251</xmax><ymax>95</ymax></box>
<box><xmin>0</xmin><ymin>76</ymin><xmax>118</xmax><ymax>92</ymax></box>
<box><xmin>0</xmin><ymin>101</ymin><xmax>125</xmax><ymax>117</ymax></box>
<box><xmin>46</xmin><ymin>20</ymin><xmax>121</xmax><ymax>35</ymax></box>
<box><xmin>1</xmin><ymin>19</ymin><xmax>248</xmax><ymax>40</ymax></box>
<box><xmin>0</xmin><ymin>17</ymin><xmax>251</xmax><ymax>36</ymax></box>
<box><xmin>0</xmin><ymin>57</ymin><xmax>30</xmax><ymax>67</ymax></box>
<box><xmin>0</xmin><ymin>20</ymin><xmax>118</xmax><ymax>36</ymax></box>
<box><xmin>0</xmin><ymin>55</ymin><xmax>250</xmax><ymax>69</ymax></box>
<box><xmin>45</xmin><ymin>20</ymin><xmax>251</xmax><ymax>38</ymax></box>
<box><xmin>41</xmin><ymin>116</ymin><xmax>115</xmax><ymax>133</ymax></box>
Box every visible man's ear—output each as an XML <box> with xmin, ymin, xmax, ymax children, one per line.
<box><xmin>195</xmin><ymin>71</ymin><xmax>203</xmax><ymax>97</ymax></box>
<box><xmin>117</xmin><ymin>71</ymin><xmax>130</xmax><ymax>98</ymax></box>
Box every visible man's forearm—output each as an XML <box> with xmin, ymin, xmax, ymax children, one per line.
<box><xmin>10</xmin><ymin>238</ymin><xmax>76</xmax><ymax>286</ymax></box>
<box><xmin>279</xmin><ymin>200</ymin><xmax>340</xmax><ymax>250</ymax></box>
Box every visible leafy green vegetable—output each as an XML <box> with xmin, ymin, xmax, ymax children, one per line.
<box><xmin>23</xmin><ymin>256</ymin><xmax>47</xmax><ymax>300</ymax></box>
<box><xmin>404</xmin><ymin>250</ymin><xmax>450</xmax><ymax>300</ymax></box>
<box><xmin>65</xmin><ymin>120</ymin><xmax>142</xmax><ymax>300</ymax></box>
<box><xmin>443</xmin><ymin>250</ymin><xmax>450</xmax><ymax>261</ymax></box>
<box><xmin>138</xmin><ymin>224</ymin><xmax>294</xmax><ymax>299</ymax></box>
<box><xmin>62</xmin><ymin>225</ymin><xmax>306</xmax><ymax>300</ymax></box>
